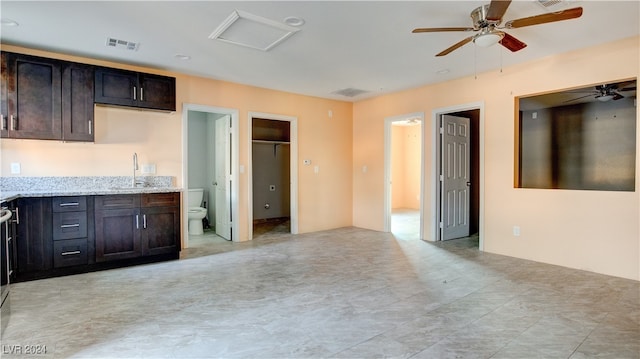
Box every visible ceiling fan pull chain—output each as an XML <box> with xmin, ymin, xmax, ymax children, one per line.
<box><xmin>474</xmin><ymin>44</ymin><xmax>477</xmax><ymax>80</ymax></box>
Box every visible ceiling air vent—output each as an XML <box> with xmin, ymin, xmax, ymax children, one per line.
<box><xmin>106</xmin><ymin>37</ymin><xmax>139</xmax><ymax>51</ymax></box>
<box><xmin>332</xmin><ymin>88</ymin><xmax>369</xmax><ymax>98</ymax></box>
<box><xmin>536</xmin><ymin>0</ymin><xmax>576</xmax><ymax>12</ymax></box>
<box><xmin>209</xmin><ymin>10</ymin><xmax>300</xmax><ymax>52</ymax></box>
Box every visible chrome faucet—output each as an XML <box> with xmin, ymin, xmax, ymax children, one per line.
<box><xmin>133</xmin><ymin>153</ymin><xmax>141</xmax><ymax>187</ymax></box>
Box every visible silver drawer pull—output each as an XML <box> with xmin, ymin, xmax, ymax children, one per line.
<box><xmin>59</xmin><ymin>202</ymin><xmax>80</xmax><ymax>207</ymax></box>
<box><xmin>61</xmin><ymin>223</ymin><xmax>80</xmax><ymax>228</ymax></box>
<box><xmin>61</xmin><ymin>250</ymin><xmax>81</xmax><ymax>256</ymax></box>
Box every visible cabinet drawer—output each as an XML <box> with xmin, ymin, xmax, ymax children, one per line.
<box><xmin>95</xmin><ymin>194</ymin><xmax>140</xmax><ymax>210</ymax></box>
<box><xmin>53</xmin><ymin>238</ymin><xmax>88</xmax><ymax>268</ymax></box>
<box><xmin>52</xmin><ymin>211</ymin><xmax>88</xmax><ymax>240</ymax></box>
<box><xmin>52</xmin><ymin>196</ymin><xmax>87</xmax><ymax>212</ymax></box>
<box><xmin>141</xmin><ymin>192</ymin><xmax>179</xmax><ymax>208</ymax></box>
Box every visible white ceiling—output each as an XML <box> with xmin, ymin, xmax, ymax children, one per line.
<box><xmin>1</xmin><ymin>1</ymin><xmax>638</xmax><ymax>102</ymax></box>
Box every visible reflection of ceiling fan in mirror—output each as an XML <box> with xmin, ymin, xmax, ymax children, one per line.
<box><xmin>412</xmin><ymin>0</ymin><xmax>583</xmax><ymax>57</ymax></box>
<box><xmin>566</xmin><ymin>80</ymin><xmax>637</xmax><ymax>103</ymax></box>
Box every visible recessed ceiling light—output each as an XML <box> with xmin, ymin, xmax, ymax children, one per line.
<box><xmin>283</xmin><ymin>16</ymin><xmax>305</xmax><ymax>27</ymax></box>
<box><xmin>1</xmin><ymin>18</ymin><xmax>19</xmax><ymax>27</ymax></box>
<box><xmin>436</xmin><ymin>69</ymin><xmax>450</xmax><ymax>74</ymax></box>
<box><xmin>175</xmin><ymin>54</ymin><xmax>191</xmax><ymax>60</ymax></box>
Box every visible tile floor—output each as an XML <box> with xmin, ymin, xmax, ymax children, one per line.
<box><xmin>1</xmin><ymin>218</ymin><xmax>638</xmax><ymax>358</ymax></box>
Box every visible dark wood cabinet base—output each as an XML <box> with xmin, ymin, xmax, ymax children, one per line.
<box><xmin>14</xmin><ymin>252</ymin><xmax>179</xmax><ymax>283</ymax></box>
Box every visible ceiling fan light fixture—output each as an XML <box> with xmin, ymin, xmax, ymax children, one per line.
<box><xmin>474</xmin><ymin>31</ymin><xmax>504</xmax><ymax>47</ymax></box>
<box><xmin>596</xmin><ymin>94</ymin><xmax>614</xmax><ymax>102</ymax></box>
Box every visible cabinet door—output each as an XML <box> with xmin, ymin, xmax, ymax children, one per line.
<box><xmin>94</xmin><ymin>208</ymin><xmax>141</xmax><ymax>262</ymax></box>
<box><xmin>62</xmin><ymin>63</ymin><xmax>94</xmax><ymax>141</ymax></box>
<box><xmin>16</xmin><ymin>198</ymin><xmax>53</xmax><ymax>273</ymax></box>
<box><xmin>94</xmin><ymin>67</ymin><xmax>138</xmax><ymax>108</ymax></box>
<box><xmin>1</xmin><ymin>53</ymin><xmax>8</xmax><ymax>138</ymax></box>
<box><xmin>141</xmin><ymin>206</ymin><xmax>180</xmax><ymax>256</ymax></box>
<box><xmin>5</xmin><ymin>53</ymin><xmax>62</xmax><ymax>140</ymax></box>
<box><xmin>138</xmin><ymin>73</ymin><xmax>176</xmax><ymax>111</ymax></box>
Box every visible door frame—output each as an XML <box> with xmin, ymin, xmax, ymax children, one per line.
<box><xmin>182</xmin><ymin>104</ymin><xmax>240</xmax><ymax>247</ymax></box>
<box><xmin>383</xmin><ymin>112</ymin><xmax>425</xmax><ymax>238</ymax></box>
<box><xmin>431</xmin><ymin>102</ymin><xmax>485</xmax><ymax>250</ymax></box>
<box><xmin>247</xmin><ymin>112</ymin><xmax>299</xmax><ymax>240</ymax></box>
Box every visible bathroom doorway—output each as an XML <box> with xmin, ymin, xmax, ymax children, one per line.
<box><xmin>182</xmin><ymin>104</ymin><xmax>239</xmax><ymax>249</ymax></box>
<box><xmin>248</xmin><ymin>112</ymin><xmax>298</xmax><ymax>240</ymax></box>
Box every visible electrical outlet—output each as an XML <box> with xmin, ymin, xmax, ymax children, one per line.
<box><xmin>141</xmin><ymin>163</ymin><xmax>156</xmax><ymax>174</ymax></box>
<box><xmin>10</xmin><ymin>162</ymin><xmax>20</xmax><ymax>174</ymax></box>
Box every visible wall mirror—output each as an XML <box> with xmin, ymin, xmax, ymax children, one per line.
<box><xmin>516</xmin><ymin>79</ymin><xmax>637</xmax><ymax>191</ymax></box>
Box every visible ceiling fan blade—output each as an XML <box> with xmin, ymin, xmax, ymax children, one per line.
<box><xmin>436</xmin><ymin>36</ymin><xmax>474</xmax><ymax>57</ymax></box>
<box><xmin>486</xmin><ymin>0</ymin><xmax>512</xmax><ymax>21</ymax></box>
<box><xmin>563</xmin><ymin>94</ymin><xmax>596</xmax><ymax>103</ymax></box>
<box><xmin>613</xmin><ymin>93</ymin><xmax>624</xmax><ymax>100</ymax></box>
<box><xmin>505</xmin><ymin>7</ymin><xmax>583</xmax><ymax>29</ymax></box>
<box><xmin>499</xmin><ymin>32</ymin><xmax>527</xmax><ymax>52</ymax></box>
<box><xmin>613</xmin><ymin>80</ymin><xmax>637</xmax><ymax>90</ymax></box>
<box><xmin>412</xmin><ymin>27</ymin><xmax>474</xmax><ymax>33</ymax></box>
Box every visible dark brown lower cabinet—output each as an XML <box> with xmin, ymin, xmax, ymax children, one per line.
<box><xmin>94</xmin><ymin>207</ymin><xmax>142</xmax><ymax>262</ymax></box>
<box><xmin>142</xmin><ymin>205</ymin><xmax>180</xmax><ymax>256</ymax></box>
<box><xmin>95</xmin><ymin>193</ymin><xmax>180</xmax><ymax>262</ymax></box>
<box><xmin>12</xmin><ymin>193</ymin><xmax>179</xmax><ymax>282</ymax></box>
<box><xmin>16</xmin><ymin>198</ymin><xmax>53</xmax><ymax>274</ymax></box>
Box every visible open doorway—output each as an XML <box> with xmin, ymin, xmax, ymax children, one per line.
<box><xmin>182</xmin><ymin>104</ymin><xmax>239</xmax><ymax>249</ymax></box>
<box><xmin>248</xmin><ymin>112</ymin><xmax>298</xmax><ymax>240</ymax></box>
<box><xmin>432</xmin><ymin>104</ymin><xmax>482</xmax><ymax>248</ymax></box>
<box><xmin>384</xmin><ymin>112</ymin><xmax>425</xmax><ymax>240</ymax></box>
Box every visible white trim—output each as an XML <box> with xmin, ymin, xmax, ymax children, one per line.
<box><xmin>247</xmin><ymin>112</ymin><xmax>299</xmax><ymax>240</ymax></box>
<box><xmin>383</xmin><ymin>112</ymin><xmax>425</xmax><ymax>239</ymax></box>
<box><xmin>431</xmin><ymin>102</ymin><xmax>485</xmax><ymax>251</ymax></box>
<box><xmin>182</xmin><ymin>104</ymin><xmax>240</xmax><ymax>247</ymax></box>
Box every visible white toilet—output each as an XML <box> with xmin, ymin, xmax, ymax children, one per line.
<box><xmin>187</xmin><ymin>188</ymin><xmax>207</xmax><ymax>235</ymax></box>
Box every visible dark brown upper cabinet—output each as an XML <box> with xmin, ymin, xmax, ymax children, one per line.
<box><xmin>62</xmin><ymin>63</ymin><xmax>95</xmax><ymax>141</ymax></box>
<box><xmin>0</xmin><ymin>52</ymin><xmax>94</xmax><ymax>142</ymax></box>
<box><xmin>95</xmin><ymin>67</ymin><xmax>176</xmax><ymax>111</ymax></box>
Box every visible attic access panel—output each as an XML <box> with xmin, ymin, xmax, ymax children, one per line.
<box><xmin>209</xmin><ymin>10</ymin><xmax>300</xmax><ymax>51</ymax></box>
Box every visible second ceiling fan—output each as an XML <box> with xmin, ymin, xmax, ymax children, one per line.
<box><xmin>412</xmin><ymin>0</ymin><xmax>583</xmax><ymax>57</ymax></box>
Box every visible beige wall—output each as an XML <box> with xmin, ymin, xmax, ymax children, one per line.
<box><xmin>0</xmin><ymin>44</ymin><xmax>353</xmax><ymax>242</ymax></box>
<box><xmin>353</xmin><ymin>36</ymin><xmax>640</xmax><ymax>280</ymax></box>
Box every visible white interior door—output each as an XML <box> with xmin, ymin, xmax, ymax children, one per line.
<box><xmin>215</xmin><ymin>115</ymin><xmax>231</xmax><ymax>240</ymax></box>
<box><xmin>441</xmin><ymin>114</ymin><xmax>471</xmax><ymax>240</ymax></box>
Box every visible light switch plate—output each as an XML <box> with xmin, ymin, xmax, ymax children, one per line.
<box><xmin>10</xmin><ymin>162</ymin><xmax>20</xmax><ymax>174</ymax></box>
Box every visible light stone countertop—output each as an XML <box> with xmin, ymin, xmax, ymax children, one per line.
<box><xmin>0</xmin><ymin>176</ymin><xmax>182</xmax><ymax>203</ymax></box>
